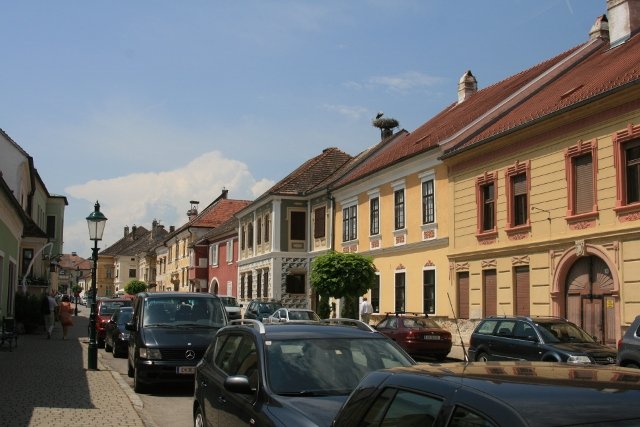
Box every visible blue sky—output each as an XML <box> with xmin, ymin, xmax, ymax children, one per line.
<box><xmin>1</xmin><ymin>0</ymin><xmax>606</xmax><ymax>257</ymax></box>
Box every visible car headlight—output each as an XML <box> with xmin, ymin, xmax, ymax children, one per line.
<box><xmin>120</xmin><ymin>332</ymin><xmax>130</xmax><ymax>340</ymax></box>
<box><xmin>566</xmin><ymin>355</ymin><xmax>592</xmax><ymax>364</ymax></box>
<box><xmin>139</xmin><ymin>348</ymin><xmax>162</xmax><ymax>360</ymax></box>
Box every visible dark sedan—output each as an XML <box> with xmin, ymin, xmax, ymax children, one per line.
<box><xmin>104</xmin><ymin>306</ymin><xmax>133</xmax><ymax>357</ymax></box>
<box><xmin>375</xmin><ymin>313</ymin><xmax>452</xmax><ymax>361</ymax></box>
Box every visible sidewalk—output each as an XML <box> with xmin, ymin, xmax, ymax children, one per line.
<box><xmin>0</xmin><ymin>307</ymin><xmax>150</xmax><ymax>427</ymax></box>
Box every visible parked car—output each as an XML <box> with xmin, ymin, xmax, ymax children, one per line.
<box><xmin>193</xmin><ymin>318</ymin><xmax>416</xmax><ymax>427</ymax></box>
<box><xmin>96</xmin><ymin>298</ymin><xmax>133</xmax><ymax>348</ymax></box>
<box><xmin>218</xmin><ymin>295</ymin><xmax>242</xmax><ymax>320</ymax></box>
<box><xmin>265</xmin><ymin>307</ymin><xmax>320</xmax><ymax>323</ymax></box>
<box><xmin>332</xmin><ymin>361</ymin><xmax>640</xmax><ymax>427</ymax></box>
<box><xmin>126</xmin><ymin>292</ymin><xmax>227</xmax><ymax>393</ymax></box>
<box><xmin>618</xmin><ymin>314</ymin><xmax>640</xmax><ymax>369</ymax></box>
<box><xmin>104</xmin><ymin>306</ymin><xmax>133</xmax><ymax>357</ymax></box>
<box><xmin>468</xmin><ymin>316</ymin><xmax>617</xmax><ymax>364</ymax></box>
<box><xmin>374</xmin><ymin>312</ymin><xmax>452</xmax><ymax>361</ymax></box>
<box><xmin>243</xmin><ymin>299</ymin><xmax>283</xmax><ymax>322</ymax></box>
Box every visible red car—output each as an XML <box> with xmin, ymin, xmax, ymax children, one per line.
<box><xmin>375</xmin><ymin>313</ymin><xmax>452</xmax><ymax>361</ymax></box>
<box><xmin>96</xmin><ymin>298</ymin><xmax>133</xmax><ymax>347</ymax></box>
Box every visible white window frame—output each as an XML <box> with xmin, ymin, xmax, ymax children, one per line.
<box><xmin>209</xmin><ymin>244</ymin><xmax>219</xmax><ymax>266</ymax></box>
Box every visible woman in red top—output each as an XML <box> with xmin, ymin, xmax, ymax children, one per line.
<box><xmin>58</xmin><ymin>295</ymin><xmax>74</xmax><ymax>340</ymax></box>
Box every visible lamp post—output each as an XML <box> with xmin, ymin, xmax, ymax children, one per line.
<box><xmin>87</xmin><ymin>201</ymin><xmax>107</xmax><ymax>370</ymax></box>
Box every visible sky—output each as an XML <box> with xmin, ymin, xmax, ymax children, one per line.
<box><xmin>1</xmin><ymin>0</ymin><xmax>607</xmax><ymax>258</ymax></box>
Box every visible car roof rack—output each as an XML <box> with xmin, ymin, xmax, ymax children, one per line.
<box><xmin>320</xmin><ymin>318</ymin><xmax>376</xmax><ymax>332</ymax></box>
<box><xmin>384</xmin><ymin>311</ymin><xmax>428</xmax><ymax>317</ymax></box>
<box><xmin>228</xmin><ymin>318</ymin><xmax>266</xmax><ymax>334</ymax></box>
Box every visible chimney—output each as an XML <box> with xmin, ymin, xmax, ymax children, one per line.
<box><xmin>187</xmin><ymin>200</ymin><xmax>199</xmax><ymax>220</ymax></box>
<box><xmin>221</xmin><ymin>188</ymin><xmax>228</xmax><ymax>199</ymax></box>
<box><xmin>607</xmin><ymin>0</ymin><xmax>640</xmax><ymax>47</ymax></box>
<box><xmin>170</xmin><ymin>225</ymin><xmax>175</xmax><ymax>233</ymax></box>
<box><xmin>131</xmin><ymin>225</ymin><xmax>137</xmax><ymax>239</ymax></box>
<box><xmin>457</xmin><ymin>70</ymin><xmax>477</xmax><ymax>104</ymax></box>
<box><xmin>124</xmin><ymin>225</ymin><xmax>129</xmax><ymax>237</ymax></box>
<box><xmin>589</xmin><ymin>14</ymin><xmax>609</xmax><ymax>41</ymax></box>
<box><xmin>71</xmin><ymin>251</ymin><xmax>77</xmax><ymax>256</ymax></box>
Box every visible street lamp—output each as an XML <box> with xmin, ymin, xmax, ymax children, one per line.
<box><xmin>87</xmin><ymin>200</ymin><xmax>107</xmax><ymax>370</ymax></box>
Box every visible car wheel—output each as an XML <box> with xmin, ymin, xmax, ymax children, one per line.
<box><xmin>194</xmin><ymin>406</ymin><xmax>205</xmax><ymax>427</ymax></box>
<box><xmin>127</xmin><ymin>361</ymin><xmax>134</xmax><ymax>378</ymax></box>
<box><xmin>134</xmin><ymin>366</ymin><xmax>147</xmax><ymax>393</ymax></box>
<box><xmin>98</xmin><ymin>338</ymin><xmax>105</xmax><ymax>348</ymax></box>
<box><xmin>475</xmin><ymin>352</ymin><xmax>489</xmax><ymax>362</ymax></box>
<box><xmin>105</xmin><ymin>340</ymin><xmax>113</xmax><ymax>352</ymax></box>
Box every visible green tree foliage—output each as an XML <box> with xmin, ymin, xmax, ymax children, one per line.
<box><xmin>124</xmin><ymin>280</ymin><xmax>147</xmax><ymax>295</ymax></box>
<box><xmin>311</xmin><ymin>251</ymin><xmax>376</xmax><ymax>299</ymax></box>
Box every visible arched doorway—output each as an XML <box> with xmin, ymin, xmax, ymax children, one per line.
<box><xmin>210</xmin><ymin>279</ymin><xmax>219</xmax><ymax>295</ymax></box>
<box><xmin>565</xmin><ymin>255</ymin><xmax>615</xmax><ymax>345</ymax></box>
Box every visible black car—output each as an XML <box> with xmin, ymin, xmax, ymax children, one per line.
<box><xmin>126</xmin><ymin>292</ymin><xmax>227</xmax><ymax>393</ymax></box>
<box><xmin>192</xmin><ymin>318</ymin><xmax>415</xmax><ymax>427</ymax></box>
<box><xmin>104</xmin><ymin>306</ymin><xmax>133</xmax><ymax>358</ymax></box>
<box><xmin>243</xmin><ymin>299</ymin><xmax>283</xmax><ymax>322</ymax></box>
<box><xmin>332</xmin><ymin>362</ymin><xmax>640</xmax><ymax>427</ymax></box>
<box><xmin>468</xmin><ymin>316</ymin><xmax>617</xmax><ymax>364</ymax></box>
<box><xmin>618</xmin><ymin>314</ymin><xmax>640</xmax><ymax>369</ymax></box>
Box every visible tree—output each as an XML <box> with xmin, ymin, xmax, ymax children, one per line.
<box><xmin>124</xmin><ymin>280</ymin><xmax>147</xmax><ymax>295</ymax></box>
<box><xmin>311</xmin><ymin>251</ymin><xmax>376</xmax><ymax>319</ymax></box>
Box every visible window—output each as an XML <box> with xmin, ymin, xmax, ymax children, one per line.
<box><xmin>423</xmin><ymin>269</ymin><xmax>435</xmax><ymax>315</ymax></box>
<box><xmin>475</xmin><ymin>172</ymin><xmax>498</xmax><ymax>235</ymax></box>
<box><xmin>257</xmin><ymin>271</ymin><xmax>262</xmax><ymax>297</ymax></box>
<box><xmin>565</xmin><ymin>140</ymin><xmax>598</xmax><ymax>218</ymax></box>
<box><xmin>394</xmin><ymin>189</ymin><xmax>405</xmax><ymax>230</ymax></box>
<box><xmin>483</xmin><ymin>269</ymin><xmax>497</xmax><ymax>317</ymax></box>
<box><xmin>240</xmin><ymin>275</ymin><xmax>245</xmax><ymax>299</ymax></box>
<box><xmin>314</xmin><ymin>206</ymin><xmax>326</xmax><ymax>239</ymax></box>
<box><xmin>361</xmin><ymin>388</ymin><xmax>443</xmax><ymax>426</ymax></box>
<box><xmin>247</xmin><ymin>223</ymin><xmax>254</xmax><ymax>249</ymax></box>
<box><xmin>257</xmin><ymin>217</ymin><xmax>262</xmax><ymax>245</ymax></box>
<box><xmin>290</xmin><ymin>211</ymin><xmax>306</xmax><ymax>241</ymax></box>
<box><xmin>247</xmin><ymin>273</ymin><xmax>253</xmax><ymax>299</ymax></box>
<box><xmin>286</xmin><ymin>274</ymin><xmax>305</xmax><ymax>294</ymax></box>
<box><xmin>21</xmin><ymin>248</ymin><xmax>33</xmax><ymax>276</ymax></box>
<box><xmin>342</xmin><ymin>205</ymin><xmax>357</xmax><ymax>242</ymax></box>
<box><xmin>369</xmin><ymin>197</ymin><xmax>380</xmax><ymax>235</ymax></box>
<box><xmin>422</xmin><ymin>179</ymin><xmax>435</xmax><ymax>224</ymax></box>
<box><xmin>395</xmin><ymin>272</ymin><xmax>405</xmax><ymax>313</ymax></box>
<box><xmin>505</xmin><ymin>160</ymin><xmax>531</xmax><ymax>230</ymax></box>
<box><xmin>371</xmin><ymin>273</ymin><xmax>380</xmax><ymax>313</ymax></box>
<box><xmin>47</xmin><ymin>215</ymin><xmax>56</xmax><ymax>239</ymax></box>
<box><xmin>226</xmin><ymin>240</ymin><xmax>233</xmax><ymax>263</ymax></box>
<box><xmin>209</xmin><ymin>244</ymin><xmax>219</xmax><ymax>266</ymax></box>
<box><xmin>264</xmin><ymin>214</ymin><xmax>270</xmax><ymax>243</ymax></box>
<box><xmin>625</xmin><ymin>141</ymin><xmax>640</xmax><ymax>204</ymax></box>
<box><xmin>263</xmin><ymin>270</ymin><xmax>269</xmax><ymax>298</ymax></box>
<box><xmin>129</xmin><ymin>268</ymin><xmax>136</xmax><ymax>278</ymax></box>
<box><xmin>514</xmin><ymin>266</ymin><xmax>530</xmax><ymax>316</ymax></box>
<box><xmin>241</xmin><ymin>226</ymin><xmax>246</xmax><ymax>251</ymax></box>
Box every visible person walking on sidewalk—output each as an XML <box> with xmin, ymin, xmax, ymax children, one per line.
<box><xmin>360</xmin><ymin>297</ymin><xmax>373</xmax><ymax>324</ymax></box>
<box><xmin>42</xmin><ymin>289</ymin><xmax>57</xmax><ymax>339</ymax></box>
<box><xmin>58</xmin><ymin>295</ymin><xmax>74</xmax><ymax>340</ymax></box>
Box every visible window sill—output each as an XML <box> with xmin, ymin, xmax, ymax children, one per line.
<box><xmin>505</xmin><ymin>224</ymin><xmax>531</xmax><ymax>234</ymax></box>
<box><xmin>565</xmin><ymin>211</ymin><xmax>598</xmax><ymax>223</ymax></box>
<box><xmin>614</xmin><ymin>202</ymin><xmax>640</xmax><ymax>215</ymax></box>
<box><xmin>475</xmin><ymin>230</ymin><xmax>498</xmax><ymax>240</ymax></box>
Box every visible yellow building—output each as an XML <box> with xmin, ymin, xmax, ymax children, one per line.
<box><xmin>437</xmin><ymin>7</ymin><xmax>640</xmax><ymax>344</ymax></box>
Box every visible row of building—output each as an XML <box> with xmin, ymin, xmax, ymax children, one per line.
<box><xmin>2</xmin><ymin>1</ymin><xmax>639</xmax><ymax>345</ymax></box>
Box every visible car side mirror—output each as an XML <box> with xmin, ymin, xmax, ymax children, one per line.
<box><xmin>527</xmin><ymin>335</ymin><xmax>539</xmax><ymax>342</ymax></box>
<box><xmin>224</xmin><ymin>375</ymin><xmax>254</xmax><ymax>394</ymax></box>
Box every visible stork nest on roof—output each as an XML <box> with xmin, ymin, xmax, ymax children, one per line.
<box><xmin>372</xmin><ymin>117</ymin><xmax>399</xmax><ymax>129</ymax></box>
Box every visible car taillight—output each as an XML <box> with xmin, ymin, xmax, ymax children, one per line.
<box><xmin>618</xmin><ymin>339</ymin><xmax>622</xmax><ymax>350</ymax></box>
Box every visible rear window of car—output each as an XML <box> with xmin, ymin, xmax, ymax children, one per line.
<box><xmin>404</xmin><ymin>318</ymin><xmax>440</xmax><ymax>329</ymax></box>
<box><xmin>476</xmin><ymin>320</ymin><xmax>498</xmax><ymax>335</ymax></box>
<box><xmin>99</xmin><ymin>301</ymin><xmax>132</xmax><ymax>315</ymax></box>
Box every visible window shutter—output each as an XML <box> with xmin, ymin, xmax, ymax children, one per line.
<box><xmin>574</xmin><ymin>154</ymin><xmax>593</xmax><ymax>214</ymax></box>
<box><xmin>514</xmin><ymin>266</ymin><xmax>530</xmax><ymax>316</ymax></box>
<box><xmin>513</xmin><ymin>174</ymin><xmax>526</xmax><ymax>196</ymax></box>
<box><xmin>458</xmin><ymin>272</ymin><xmax>469</xmax><ymax>319</ymax></box>
<box><xmin>483</xmin><ymin>270</ymin><xmax>497</xmax><ymax>317</ymax></box>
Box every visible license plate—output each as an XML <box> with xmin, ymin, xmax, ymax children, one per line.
<box><xmin>423</xmin><ymin>335</ymin><xmax>440</xmax><ymax>340</ymax></box>
<box><xmin>177</xmin><ymin>366</ymin><xmax>196</xmax><ymax>374</ymax></box>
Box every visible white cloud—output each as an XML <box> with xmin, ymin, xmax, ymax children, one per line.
<box><xmin>64</xmin><ymin>151</ymin><xmax>274</xmax><ymax>257</ymax></box>
<box><xmin>324</xmin><ymin>104</ymin><xmax>369</xmax><ymax>120</ymax></box>
<box><xmin>369</xmin><ymin>71</ymin><xmax>445</xmax><ymax>92</ymax></box>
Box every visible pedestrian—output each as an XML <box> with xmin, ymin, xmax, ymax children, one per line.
<box><xmin>58</xmin><ymin>295</ymin><xmax>74</xmax><ymax>340</ymax></box>
<box><xmin>42</xmin><ymin>289</ymin><xmax>57</xmax><ymax>339</ymax></box>
<box><xmin>360</xmin><ymin>297</ymin><xmax>373</xmax><ymax>324</ymax></box>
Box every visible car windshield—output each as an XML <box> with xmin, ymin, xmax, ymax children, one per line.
<box><xmin>117</xmin><ymin>311</ymin><xmax>133</xmax><ymax>325</ymax></box>
<box><xmin>404</xmin><ymin>318</ymin><xmax>441</xmax><ymax>329</ymax></box>
<box><xmin>288</xmin><ymin>310</ymin><xmax>320</xmax><ymax>321</ymax></box>
<box><xmin>536</xmin><ymin>321</ymin><xmax>596</xmax><ymax>343</ymax></box>
<box><xmin>142</xmin><ymin>297</ymin><xmax>226</xmax><ymax>328</ymax></box>
<box><xmin>99</xmin><ymin>301</ymin><xmax>132</xmax><ymax>315</ymax></box>
<box><xmin>259</xmin><ymin>303</ymin><xmax>280</xmax><ymax>313</ymax></box>
<box><xmin>266</xmin><ymin>338</ymin><xmax>413</xmax><ymax>396</ymax></box>
<box><xmin>220</xmin><ymin>297</ymin><xmax>239</xmax><ymax>307</ymax></box>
